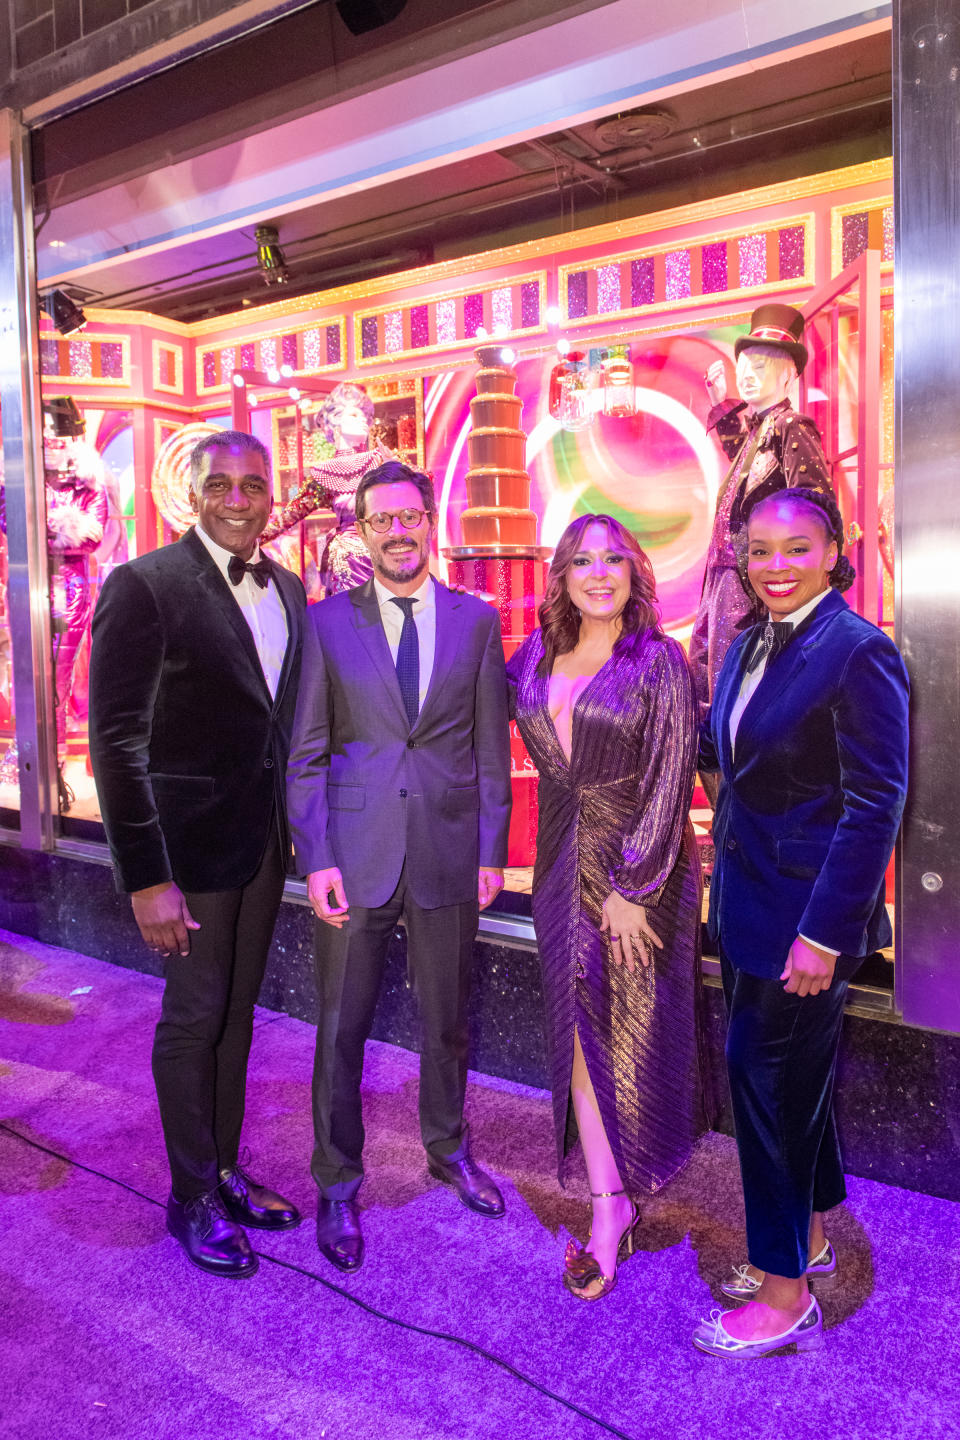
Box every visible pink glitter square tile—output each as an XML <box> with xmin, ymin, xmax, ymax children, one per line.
<box><xmin>738</xmin><ymin>233</ymin><xmax>767</xmax><ymax>288</ymax></box>
<box><xmin>664</xmin><ymin>250</ymin><xmax>691</xmax><ymax>301</ymax></box>
<box><xmin>597</xmin><ymin>263</ymin><xmax>621</xmax><ymax>314</ymax></box>
<box><xmin>384</xmin><ymin>310</ymin><xmax>403</xmax><ymax>353</ymax></box>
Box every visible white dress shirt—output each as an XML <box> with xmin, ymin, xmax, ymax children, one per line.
<box><xmin>727</xmin><ymin>586</ymin><xmax>838</xmax><ymax>957</ymax></box>
<box><xmin>374</xmin><ymin>571</ymin><xmax>436</xmax><ymax>709</ymax></box>
<box><xmin>195</xmin><ymin>523</ymin><xmax>289</xmax><ymax>699</ymax></box>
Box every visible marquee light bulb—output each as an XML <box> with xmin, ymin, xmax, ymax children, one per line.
<box><xmin>546</xmin><ymin>305</ymin><xmax>562</xmax><ymax>324</ymax></box>
<box><xmin>266</xmin><ymin>367</ymin><xmax>280</xmax><ymax>383</ymax></box>
<box><xmin>232</xmin><ymin>373</ymin><xmax>245</xmax><ymax>387</ymax></box>
<box><xmin>557</xmin><ymin>339</ymin><xmax>571</xmax><ymax>356</ymax></box>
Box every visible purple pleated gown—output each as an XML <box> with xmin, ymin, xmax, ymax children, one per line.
<box><xmin>508</xmin><ymin>628</ymin><xmax>708</xmax><ymax>1194</ymax></box>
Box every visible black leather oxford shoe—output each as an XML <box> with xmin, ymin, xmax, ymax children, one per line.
<box><xmin>166</xmin><ymin>1190</ymin><xmax>258</xmax><ymax>1278</ymax></box>
<box><xmin>316</xmin><ymin>1198</ymin><xmax>364</xmax><ymax>1272</ymax></box>
<box><xmin>428</xmin><ymin>1154</ymin><xmax>505</xmax><ymax>1218</ymax></box>
<box><xmin>219</xmin><ymin>1165</ymin><xmax>301</xmax><ymax>1231</ymax></box>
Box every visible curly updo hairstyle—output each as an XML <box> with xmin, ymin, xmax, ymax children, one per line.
<box><xmin>735</xmin><ymin>485</ymin><xmax>857</xmax><ymax>600</ymax></box>
<box><xmin>538</xmin><ymin>513</ymin><xmax>663</xmax><ymax>674</ymax></box>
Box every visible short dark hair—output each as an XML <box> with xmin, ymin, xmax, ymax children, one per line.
<box><xmin>354</xmin><ymin>460</ymin><xmax>436</xmax><ymax>521</ymax></box>
<box><xmin>189</xmin><ymin>429</ymin><xmax>271</xmax><ymax>488</ymax></box>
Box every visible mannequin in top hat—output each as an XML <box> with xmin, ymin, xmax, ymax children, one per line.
<box><xmin>689</xmin><ymin>304</ymin><xmax>833</xmax><ymax>717</ymax></box>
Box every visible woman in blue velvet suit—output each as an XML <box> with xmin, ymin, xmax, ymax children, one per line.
<box><xmin>693</xmin><ymin>487</ymin><xmax>909</xmax><ymax>1358</ymax></box>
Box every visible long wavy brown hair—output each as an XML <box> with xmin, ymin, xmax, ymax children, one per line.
<box><xmin>538</xmin><ymin>513</ymin><xmax>662</xmax><ymax>673</ymax></box>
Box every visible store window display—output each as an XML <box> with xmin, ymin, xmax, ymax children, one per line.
<box><xmin>688</xmin><ymin>305</ymin><xmax>834</xmax><ymax>717</ymax></box>
<box><xmin>0</xmin><ymin>397</ymin><xmax>107</xmax><ymax>808</ymax></box>
<box><xmin>261</xmin><ymin>382</ymin><xmax>393</xmax><ymax>596</ymax></box>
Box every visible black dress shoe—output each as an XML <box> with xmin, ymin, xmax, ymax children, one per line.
<box><xmin>166</xmin><ymin>1190</ymin><xmax>258</xmax><ymax>1278</ymax></box>
<box><xmin>316</xmin><ymin>1198</ymin><xmax>364</xmax><ymax>1272</ymax></box>
<box><xmin>219</xmin><ymin>1165</ymin><xmax>301</xmax><ymax>1231</ymax></box>
<box><xmin>428</xmin><ymin>1154</ymin><xmax>505</xmax><ymax>1218</ymax></box>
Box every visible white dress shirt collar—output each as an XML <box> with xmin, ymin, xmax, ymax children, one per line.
<box><xmin>773</xmin><ymin>587</ymin><xmax>832</xmax><ymax>630</ymax></box>
<box><xmin>194</xmin><ymin>521</ymin><xmax>263</xmax><ymax>576</ymax></box>
<box><xmin>373</xmin><ymin>571</ymin><xmax>433</xmax><ymax>611</ymax></box>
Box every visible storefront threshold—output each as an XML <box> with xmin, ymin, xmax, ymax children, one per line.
<box><xmin>1</xmin><ymin>842</ymin><xmax>955</xmax><ymax>1201</ymax></box>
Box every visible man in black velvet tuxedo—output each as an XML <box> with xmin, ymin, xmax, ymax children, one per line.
<box><xmin>286</xmin><ymin>461</ymin><xmax>512</xmax><ymax>1273</ymax></box>
<box><xmin>89</xmin><ymin>431</ymin><xmax>306</xmax><ymax>1278</ymax></box>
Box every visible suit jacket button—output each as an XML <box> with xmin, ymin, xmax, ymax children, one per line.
<box><xmin>263</xmin><ymin>757</ymin><xmax>274</xmax><ymax>769</ymax></box>
<box><xmin>726</xmin><ymin>838</ymin><xmax>737</xmax><ymax>851</ymax></box>
<box><xmin>399</xmin><ymin>788</ymin><xmax>408</xmax><ymax>797</ymax></box>
<box><xmin>407</xmin><ymin>739</ymin><xmax>416</xmax><ymax>748</ymax></box>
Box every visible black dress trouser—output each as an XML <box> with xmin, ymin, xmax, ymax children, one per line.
<box><xmin>720</xmin><ymin>949</ymin><xmax>850</xmax><ymax>1279</ymax></box>
<box><xmin>152</xmin><ymin>826</ymin><xmax>285</xmax><ymax>1201</ymax></box>
<box><xmin>310</xmin><ymin>862</ymin><xmax>479</xmax><ymax>1199</ymax></box>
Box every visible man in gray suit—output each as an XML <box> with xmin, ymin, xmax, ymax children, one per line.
<box><xmin>286</xmin><ymin>460</ymin><xmax>512</xmax><ymax>1271</ymax></box>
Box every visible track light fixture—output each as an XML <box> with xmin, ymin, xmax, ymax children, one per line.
<box><xmin>40</xmin><ymin>289</ymin><xmax>87</xmax><ymax>335</ymax></box>
<box><xmin>255</xmin><ymin>225</ymin><xmax>290</xmax><ymax>287</ymax></box>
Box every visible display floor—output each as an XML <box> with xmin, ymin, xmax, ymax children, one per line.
<box><xmin>1</xmin><ymin>928</ymin><xmax>954</xmax><ymax>1440</ymax></box>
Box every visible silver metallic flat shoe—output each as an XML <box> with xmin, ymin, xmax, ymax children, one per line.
<box><xmin>692</xmin><ymin>1296</ymin><xmax>823</xmax><ymax>1358</ymax></box>
<box><xmin>720</xmin><ymin>1240</ymin><xmax>837</xmax><ymax>1301</ymax></box>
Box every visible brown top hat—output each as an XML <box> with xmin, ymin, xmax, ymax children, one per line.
<box><xmin>735</xmin><ymin>303</ymin><xmax>808</xmax><ymax>375</ymax></box>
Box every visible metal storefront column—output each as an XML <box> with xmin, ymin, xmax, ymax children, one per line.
<box><xmin>0</xmin><ymin>108</ymin><xmax>57</xmax><ymax>849</ymax></box>
<box><xmin>894</xmin><ymin>5</ymin><xmax>960</xmax><ymax>1030</ymax></box>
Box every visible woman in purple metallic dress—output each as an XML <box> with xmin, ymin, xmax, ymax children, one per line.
<box><xmin>508</xmin><ymin>514</ymin><xmax>708</xmax><ymax>1301</ymax></box>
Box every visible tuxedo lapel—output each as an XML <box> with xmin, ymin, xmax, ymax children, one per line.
<box><xmin>184</xmin><ymin>530</ymin><xmax>273</xmax><ymax>703</ymax></box>
<box><xmin>414</xmin><ymin>579</ymin><xmax>463</xmax><ymax>732</ymax></box>
<box><xmin>733</xmin><ymin>591</ymin><xmax>848</xmax><ymax>762</ymax></box>
<box><xmin>349</xmin><ymin>578</ymin><xmax>409</xmax><ymax>726</ymax></box>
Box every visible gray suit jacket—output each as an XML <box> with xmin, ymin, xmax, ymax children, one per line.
<box><xmin>286</xmin><ymin>575</ymin><xmax>512</xmax><ymax>909</ymax></box>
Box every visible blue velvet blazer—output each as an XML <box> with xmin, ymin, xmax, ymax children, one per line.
<box><xmin>700</xmin><ymin>589</ymin><xmax>910</xmax><ymax>979</ymax></box>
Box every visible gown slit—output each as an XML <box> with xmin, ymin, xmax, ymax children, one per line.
<box><xmin>508</xmin><ymin>628</ymin><xmax>708</xmax><ymax>1194</ymax></box>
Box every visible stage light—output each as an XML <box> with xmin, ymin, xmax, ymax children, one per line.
<box><xmin>288</xmin><ymin>387</ymin><xmax>301</xmax><ymax>400</ymax></box>
<box><xmin>255</xmin><ymin>225</ymin><xmax>290</xmax><ymax>286</ymax></box>
<box><xmin>232</xmin><ymin>373</ymin><xmax>246</xmax><ymax>387</ymax></box>
<box><xmin>476</xmin><ymin>326</ymin><xmax>488</xmax><ymax>339</ymax></box>
<box><xmin>266</xmin><ymin>367</ymin><xmax>281</xmax><ymax>384</ymax></box>
<box><xmin>545</xmin><ymin>305</ymin><xmax>562</xmax><ymax>324</ymax></box>
<box><xmin>557</xmin><ymin>339</ymin><xmax>571</xmax><ymax>356</ymax></box>
<box><xmin>40</xmin><ymin>289</ymin><xmax>87</xmax><ymax>336</ymax></box>
<box><xmin>280</xmin><ymin>363</ymin><xmax>294</xmax><ymax>378</ymax></box>
<box><xmin>500</xmin><ymin>347</ymin><xmax>516</xmax><ymax>364</ymax></box>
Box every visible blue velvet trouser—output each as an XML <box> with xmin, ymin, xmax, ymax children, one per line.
<box><xmin>720</xmin><ymin>951</ymin><xmax>849</xmax><ymax>1278</ymax></box>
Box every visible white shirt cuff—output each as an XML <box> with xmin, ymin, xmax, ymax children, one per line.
<box><xmin>798</xmin><ymin>932</ymin><xmax>841</xmax><ymax>957</ymax></box>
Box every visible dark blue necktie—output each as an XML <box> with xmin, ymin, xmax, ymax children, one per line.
<box><xmin>390</xmin><ymin>597</ymin><xmax>419</xmax><ymax>727</ymax></box>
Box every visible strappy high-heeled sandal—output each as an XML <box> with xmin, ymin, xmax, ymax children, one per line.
<box><xmin>563</xmin><ymin>1188</ymin><xmax>641</xmax><ymax>1302</ymax></box>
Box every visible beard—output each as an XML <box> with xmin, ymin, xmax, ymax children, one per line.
<box><xmin>373</xmin><ymin>540</ymin><xmax>428</xmax><ymax>584</ymax></box>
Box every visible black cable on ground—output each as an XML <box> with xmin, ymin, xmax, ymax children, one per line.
<box><xmin>0</xmin><ymin>1119</ymin><xmax>641</xmax><ymax>1440</ymax></box>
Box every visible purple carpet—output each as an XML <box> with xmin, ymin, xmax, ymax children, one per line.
<box><xmin>0</xmin><ymin>927</ymin><xmax>957</xmax><ymax>1440</ymax></box>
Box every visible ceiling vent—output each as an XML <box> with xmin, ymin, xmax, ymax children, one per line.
<box><xmin>594</xmin><ymin>110</ymin><xmax>676</xmax><ymax>150</ymax></box>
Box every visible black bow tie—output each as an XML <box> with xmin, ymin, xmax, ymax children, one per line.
<box><xmin>745</xmin><ymin>620</ymin><xmax>794</xmax><ymax>674</ymax></box>
<box><xmin>228</xmin><ymin>554</ymin><xmax>272</xmax><ymax>589</ymax></box>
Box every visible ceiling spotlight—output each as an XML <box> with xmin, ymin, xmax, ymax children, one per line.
<box><xmin>40</xmin><ymin>289</ymin><xmax>87</xmax><ymax>336</ymax></box>
<box><xmin>255</xmin><ymin>225</ymin><xmax>290</xmax><ymax>286</ymax></box>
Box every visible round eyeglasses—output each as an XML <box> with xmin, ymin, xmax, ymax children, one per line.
<box><xmin>360</xmin><ymin>507</ymin><xmax>430</xmax><ymax>534</ymax></box>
